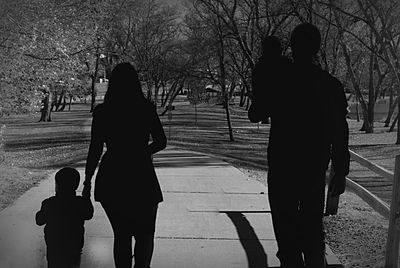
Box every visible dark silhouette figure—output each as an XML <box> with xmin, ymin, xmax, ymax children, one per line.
<box><xmin>248</xmin><ymin>24</ymin><xmax>350</xmax><ymax>268</ymax></box>
<box><xmin>36</xmin><ymin>167</ymin><xmax>94</xmax><ymax>268</ymax></box>
<box><xmin>83</xmin><ymin>62</ymin><xmax>167</xmax><ymax>268</ymax></box>
<box><xmin>248</xmin><ymin>35</ymin><xmax>291</xmax><ymax>124</ymax></box>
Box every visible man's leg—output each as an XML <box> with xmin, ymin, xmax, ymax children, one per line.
<box><xmin>268</xmin><ymin>171</ymin><xmax>305</xmax><ymax>268</ymax></box>
<box><xmin>299</xmin><ymin>175</ymin><xmax>326</xmax><ymax>268</ymax></box>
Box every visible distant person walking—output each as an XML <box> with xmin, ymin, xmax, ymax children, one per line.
<box><xmin>84</xmin><ymin>62</ymin><xmax>167</xmax><ymax>268</ymax></box>
<box><xmin>36</xmin><ymin>167</ymin><xmax>94</xmax><ymax>268</ymax></box>
<box><xmin>249</xmin><ymin>24</ymin><xmax>350</xmax><ymax>267</ymax></box>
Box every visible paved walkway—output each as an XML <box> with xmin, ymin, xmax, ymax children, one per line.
<box><xmin>0</xmin><ymin>147</ymin><xmax>342</xmax><ymax>267</ymax></box>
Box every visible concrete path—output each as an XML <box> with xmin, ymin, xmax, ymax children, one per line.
<box><xmin>0</xmin><ymin>147</ymin><xmax>342</xmax><ymax>267</ymax></box>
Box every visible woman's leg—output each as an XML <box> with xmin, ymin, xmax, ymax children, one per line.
<box><xmin>133</xmin><ymin>234</ymin><xmax>154</xmax><ymax>268</ymax></box>
<box><xmin>113</xmin><ymin>233</ymin><xmax>133</xmax><ymax>268</ymax></box>
<box><xmin>102</xmin><ymin>202</ymin><xmax>133</xmax><ymax>268</ymax></box>
<box><xmin>133</xmin><ymin>205</ymin><xmax>158</xmax><ymax>268</ymax></box>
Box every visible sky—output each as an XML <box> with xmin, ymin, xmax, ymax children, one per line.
<box><xmin>160</xmin><ymin>0</ymin><xmax>192</xmax><ymax>17</ymax></box>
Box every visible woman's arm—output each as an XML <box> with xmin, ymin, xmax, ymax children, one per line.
<box><xmin>84</xmin><ymin>106</ymin><xmax>105</xmax><ymax>194</ymax></box>
<box><xmin>148</xmin><ymin>105</ymin><xmax>167</xmax><ymax>155</ymax></box>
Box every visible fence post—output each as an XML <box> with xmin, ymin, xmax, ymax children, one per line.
<box><xmin>385</xmin><ymin>155</ymin><xmax>400</xmax><ymax>268</ymax></box>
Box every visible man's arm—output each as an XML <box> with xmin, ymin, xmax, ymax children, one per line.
<box><xmin>330</xmin><ymin>79</ymin><xmax>350</xmax><ymax>196</ymax></box>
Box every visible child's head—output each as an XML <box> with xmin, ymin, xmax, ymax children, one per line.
<box><xmin>261</xmin><ymin>36</ymin><xmax>282</xmax><ymax>58</ymax></box>
<box><xmin>55</xmin><ymin>167</ymin><xmax>80</xmax><ymax>194</ymax></box>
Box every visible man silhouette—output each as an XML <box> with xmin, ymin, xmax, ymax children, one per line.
<box><xmin>249</xmin><ymin>24</ymin><xmax>349</xmax><ymax>267</ymax></box>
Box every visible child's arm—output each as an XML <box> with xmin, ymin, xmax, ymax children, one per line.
<box><xmin>35</xmin><ymin>199</ymin><xmax>49</xmax><ymax>226</ymax></box>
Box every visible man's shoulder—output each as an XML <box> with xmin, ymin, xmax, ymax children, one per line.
<box><xmin>255</xmin><ymin>56</ymin><xmax>291</xmax><ymax>67</ymax></box>
<box><xmin>320</xmin><ymin>68</ymin><xmax>342</xmax><ymax>85</ymax></box>
<box><xmin>313</xmin><ymin>67</ymin><xmax>344</xmax><ymax>93</ymax></box>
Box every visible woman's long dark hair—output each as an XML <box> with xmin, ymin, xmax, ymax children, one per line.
<box><xmin>104</xmin><ymin>62</ymin><xmax>144</xmax><ymax>106</ymax></box>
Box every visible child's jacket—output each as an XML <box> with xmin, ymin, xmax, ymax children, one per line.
<box><xmin>36</xmin><ymin>194</ymin><xmax>94</xmax><ymax>251</ymax></box>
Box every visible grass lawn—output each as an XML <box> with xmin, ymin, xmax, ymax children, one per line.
<box><xmin>1</xmin><ymin>97</ymin><xmax>398</xmax><ymax>267</ymax></box>
<box><xmin>0</xmin><ymin>104</ymin><xmax>92</xmax><ymax>210</ymax></box>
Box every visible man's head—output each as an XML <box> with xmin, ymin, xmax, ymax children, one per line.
<box><xmin>290</xmin><ymin>23</ymin><xmax>321</xmax><ymax>62</ymax></box>
<box><xmin>55</xmin><ymin>167</ymin><xmax>80</xmax><ymax>194</ymax></box>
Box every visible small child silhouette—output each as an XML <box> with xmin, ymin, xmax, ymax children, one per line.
<box><xmin>36</xmin><ymin>167</ymin><xmax>94</xmax><ymax>268</ymax></box>
<box><xmin>248</xmin><ymin>35</ymin><xmax>291</xmax><ymax>124</ymax></box>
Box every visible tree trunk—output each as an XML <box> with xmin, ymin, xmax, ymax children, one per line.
<box><xmin>161</xmin><ymin>81</ymin><xmax>184</xmax><ymax>116</ymax></box>
<box><xmin>397</xmin><ymin>96</ymin><xmax>400</xmax><ymax>144</ymax></box>
<box><xmin>59</xmin><ymin>95</ymin><xmax>67</xmax><ymax>111</ymax></box>
<box><xmin>39</xmin><ymin>90</ymin><xmax>52</xmax><ymax>122</ymax></box>
<box><xmin>68</xmin><ymin>96</ymin><xmax>73</xmax><ymax>111</ymax></box>
<box><xmin>360</xmin><ymin>118</ymin><xmax>373</xmax><ymax>133</ymax></box>
<box><xmin>161</xmin><ymin>87</ymin><xmax>166</xmax><ymax>107</ymax></box>
<box><xmin>161</xmin><ymin>80</ymin><xmax>178</xmax><ymax>108</ymax></box>
<box><xmin>229</xmin><ymin>82</ymin><xmax>236</xmax><ymax>100</ymax></box>
<box><xmin>239</xmin><ymin>84</ymin><xmax>245</xmax><ymax>107</ymax></box>
<box><xmin>389</xmin><ymin>113</ymin><xmax>398</xmax><ymax>132</ymax></box>
<box><xmin>384</xmin><ymin>92</ymin><xmax>396</xmax><ymax>127</ymax></box>
<box><xmin>154</xmin><ymin>81</ymin><xmax>161</xmax><ymax>108</ymax></box>
<box><xmin>366</xmin><ymin>48</ymin><xmax>374</xmax><ymax>132</ymax></box>
<box><xmin>355</xmin><ymin>96</ymin><xmax>360</xmax><ymax>122</ymax></box>
<box><xmin>332</xmin><ymin>4</ymin><xmax>371</xmax><ymax>132</ymax></box>
<box><xmin>361</xmin><ymin>103</ymin><xmax>374</xmax><ymax>133</ymax></box>
<box><xmin>55</xmin><ymin>89</ymin><xmax>65</xmax><ymax>112</ymax></box>
<box><xmin>342</xmin><ymin>43</ymin><xmax>370</xmax><ymax>132</ymax></box>
<box><xmin>217</xmin><ymin>16</ymin><xmax>234</xmax><ymax>142</ymax></box>
<box><xmin>223</xmin><ymin>90</ymin><xmax>234</xmax><ymax>141</ymax></box>
<box><xmin>90</xmin><ymin>38</ymin><xmax>100</xmax><ymax>113</ymax></box>
<box><xmin>246</xmin><ymin>96</ymin><xmax>250</xmax><ymax>110</ymax></box>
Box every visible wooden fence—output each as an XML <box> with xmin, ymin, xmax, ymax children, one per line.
<box><xmin>343</xmin><ymin>150</ymin><xmax>400</xmax><ymax>267</ymax></box>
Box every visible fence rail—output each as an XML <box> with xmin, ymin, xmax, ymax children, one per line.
<box><xmin>347</xmin><ymin>150</ymin><xmax>393</xmax><ymax>219</ymax></box>
<box><xmin>350</xmin><ymin>150</ymin><xmax>394</xmax><ymax>181</ymax></box>
<box><xmin>346</xmin><ymin>150</ymin><xmax>400</xmax><ymax>268</ymax></box>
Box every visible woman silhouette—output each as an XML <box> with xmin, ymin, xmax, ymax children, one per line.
<box><xmin>83</xmin><ymin>62</ymin><xmax>167</xmax><ymax>268</ymax></box>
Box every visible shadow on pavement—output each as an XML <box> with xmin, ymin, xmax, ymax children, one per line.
<box><xmin>224</xmin><ymin>211</ymin><xmax>269</xmax><ymax>268</ymax></box>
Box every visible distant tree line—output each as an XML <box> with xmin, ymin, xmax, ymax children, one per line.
<box><xmin>1</xmin><ymin>0</ymin><xmax>400</xmax><ymax>142</ymax></box>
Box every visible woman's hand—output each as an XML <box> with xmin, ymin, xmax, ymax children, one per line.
<box><xmin>82</xmin><ymin>179</ymin><xmax>92</xmax><ymax>198</ymax></box>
